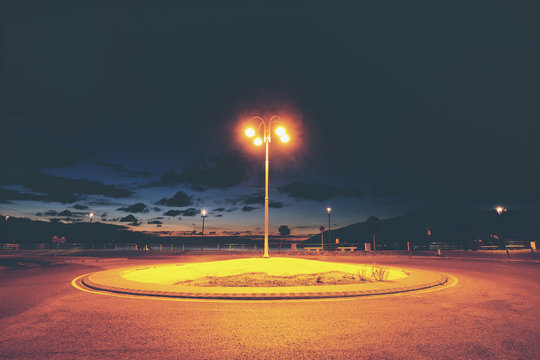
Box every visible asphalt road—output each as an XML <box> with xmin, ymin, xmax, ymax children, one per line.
<box><xmin>0</xmin><ymin>254</ymin><xmax>538</xmax><ymax>359</ymax></box>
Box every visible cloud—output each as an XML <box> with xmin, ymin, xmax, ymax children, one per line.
<box><xmin>58</xmin><ymin>210</ymin><xmax>73</xmax><ymax>216</ymax></box>
<box><xmin>35</xmin><ymin>209</ymin><xmax>87</xmax><ymax>218</ymax></box>
<box><xmin>101</xmin><ymin>213</ymin><xmax>107</xmax><ymax>218</ymax></box>
<box><xmin>213</xmin><ymin>207</ymin><xmax>226</xmax><ymax>212</ymax></box>
<box><xmin>269</xmin><ymin>201</ymin><xmax>284</xmax><ymax>209</ymax></box>
<box><xmin>241</xmin><ymin>206</ymin><xmax>257</xmax><ymax>212</ymax></box>
<box><xmin>72</xmin><ymin>204</ymin><xmax>89</xmax><ymax>210</ymax></box>
<box><xmin>88</xmin><ymin>200</ymin><xmax>123</xmax><ymax>206</ymax></box>
<box><xmin>117</xmin><ymin>203</ymin><xmax>149</xmax><ymax>213</ymax></box>
<box><xmin>152</xmin><ymin>207</ymin><xmax>161</xmax><ymax>212</ymax></box>
<box><xmin>0</xmin><ymin>132</ymin><xmax>134</xmax><ymax>203</ymax></box>
<box><xmin>177</xmin><ymin>208</ymin><xmax>200</xmax><ymax>217</ymax></box>
<box><xmin>98</xmin><ymin>161</ymin><xmax>154</xmax><ymax>178</ymax></box>
<box><xmin>215</xmin><ymin>214</ymin><xmax>223</xmax><ymax>217</ymax></box>
<box><xmin>153</xmin><ymin>151</ymin><xmax>250</xmax><ymax>190</ymax></box>
<box><xmin>156</xmin><ymin>191</ymin><xmax>193</xmax><ymax>207</ymax></box>
<box><xmin>227</xmin><ymin>194</ymin><xmax>284</xmax><ymax>209</ymax></box>
<box><xmin>148</xmin><ymin>220</ymin><xmax>163</xmax><ymax>224</ymax></box>
<box><xmin>278</xmin><ymin>182</ymin><xmax>364</xmax><ymax>202</ymax></box>
<box><xmin>163</xmin><ymin>210</ymin><xmax>182</xmax><ymax>217</ymax></box>
<box><xmin>0</xmin><ymin>187</ymin><xmax>47</xmax><ymax>203</ymax></box>
<box><xmin>119</xmin><ymin>214</ymin><xmax>137</xmax><ymax>222</ymax></box>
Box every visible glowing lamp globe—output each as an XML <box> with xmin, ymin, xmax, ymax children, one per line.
<box><xmin>254</xmin><ymin>137</ymin><xmax>263</xmax><ymax>146</ymax></box>
<box><xmin>245</xmin><ymin>128</ymin><xmax>255</xmax><ymax>138</ymax></box>
<box><xmin>280</xmin><ymin>134</ymin><xmax>290</xmax><ymax>143</ymax></box>
<box><xmin>275</xmin><ymin>127</ymin><xmax>286</xmax><ymax>136</ymax></box>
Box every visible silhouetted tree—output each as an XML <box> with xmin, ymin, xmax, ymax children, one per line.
<box><xmin>278</xmin><ymin>225</ymin><xmax>291</xmax><ymax>250</ymax></box>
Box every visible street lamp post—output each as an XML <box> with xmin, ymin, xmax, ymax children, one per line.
<box><xmin>326</xmin><ymin>207</ymin><xmax>332</xmax><ymax>250</ymax></box>
<box><xmin>89</xmin><ymin>212</ymin><xmax>94</xmax><ymax>250</ymax></box>
<box><xmin>495</xmin><ymin>206</ymin><xmax>507</xmax><ymax>251</ymax></box>
<box><xmin>201</xmin><ymin>209</ymin><xmax>207</xmax><ymax>251</ymax></box>
<box><xmin>245</xmin><ymin>115</ymin><xmax>290</xmax><ymax>258</ymax></box>
<box><xmin>3</xmin><ymin>215</ymin><xmax>9</xmax><ymax>244</ymax></box>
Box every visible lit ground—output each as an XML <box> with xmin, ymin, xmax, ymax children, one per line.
<box><xmin>121</xmin><ymin>257</ymin><xmax>407</xmax><ymax>286</ymax></box>
<box><xmin>1</xmin><ymin>254</ymin><xmax>538</xmax><ymax>359</ymax></box>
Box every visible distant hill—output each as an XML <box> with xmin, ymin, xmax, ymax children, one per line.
<box><xmin>0</xmin><ymin>215</ymin><xmax>155</xmax><ymax>246</ymax></box>
<box><xmin>303</xmin><ymin>205</ymin><xmax>540</xmax><ymax>249</ymax></box>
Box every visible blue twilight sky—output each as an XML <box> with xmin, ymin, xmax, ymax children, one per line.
<box><xmin>1</xmin><ymin>1</ymin><xmax>538</xmax><ymax>237</ymax></box>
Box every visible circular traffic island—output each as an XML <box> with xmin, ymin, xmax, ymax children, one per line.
<box><xmin>79</xmin><ymin>257</ymin><xmax>450</xmax><ymax>300</ymax></box>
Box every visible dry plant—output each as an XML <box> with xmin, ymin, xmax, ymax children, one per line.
<box><xmin>357</xmin><ymin>268</ymin><xmax>369</xmax><ymax>282</ymax></box>
<box><xmin>371</xmin><ymin>265</ymin><xmax>389</xmax><ymax>281</ymax></box>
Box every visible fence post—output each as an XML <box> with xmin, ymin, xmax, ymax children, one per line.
<box><xmin>217</xmin><ymin>243</ymin><xmax>220</xmax><ymax>251</ymax></box>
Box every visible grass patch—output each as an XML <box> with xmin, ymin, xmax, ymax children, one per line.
<box><xmin>175</xmin><ymin>271</ymin><xmax>371</xmax><ymax>287</ymax></box>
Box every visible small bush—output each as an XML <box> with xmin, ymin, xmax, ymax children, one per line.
<box><xmin>357</xmin><ymin>268</ymin><xmax>369</xmax><ymax>282</ymax></box>
<box><xmin>371</xmin><ymin>265</ymin><xmax>389</xmax><ymax>281</ymax></box>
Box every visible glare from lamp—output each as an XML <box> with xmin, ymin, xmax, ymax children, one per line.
<box><xmin>280</xmin><ymin>134</ymin><xmax>290</xmax><ymax>143</ymax></box>
<box><xmin>275</xmin><ymin>127</ymin><xmax>286</xmax><ymax>136</ymax></box>
<box><xmin>254</xmin><ymin>137</ymin><xmax>263</xmax><ymax>146</ymax></box>
<box><xmin>245</xmin><ymin>128</ymin><xmax>255</xmax><ymax>138</ymax></box>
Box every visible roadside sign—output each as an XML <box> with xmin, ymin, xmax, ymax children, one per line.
<box><xmin>319</xmin><ymin>226</ymin><xmax>325</xmax><ymax>232</ymax></box>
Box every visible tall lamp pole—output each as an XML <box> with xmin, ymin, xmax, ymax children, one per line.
<box><xmin>495</xmin><ymin>206</ymin><xmax>507</xmax><ymax>250</ymax></box>
<box><xmin>326</xmin><ymin>207</ymin><xmax>332</xmax><ymax>250</ymax></box>
<box><xmin>88</xmin><ymin>212</ymin><xmax>94</xmax><ymax>250</ymax></box>
<box><xmin>3</xmin><ymin>215</ymin><xmax>9</xmax><ymax>244</ymax></box>
<box><xmin>201</xmin><ymin>209</ymin><xmax>207</xmax><ymax>251</ymax></box>
<box><xmin>245</xmin><ymin>115</ymin><xmax>290</xmax><ymax>258</ymax></box>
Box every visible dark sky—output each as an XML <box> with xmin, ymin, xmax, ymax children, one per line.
<box><xmin>1</xmin><ymin>1</ymin><xmax>538</xmax><ymax>236</ymax></box>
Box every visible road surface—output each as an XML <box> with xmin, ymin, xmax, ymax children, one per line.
<box><xmin>0</xmin><ymin>254</ymin><xmax>538</xmax><ymax>359</ymax></box>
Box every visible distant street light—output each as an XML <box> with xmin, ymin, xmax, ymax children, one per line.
<box><xmin>326</xmin><ymin>207</ymin><xmax>332</xmax><ymax>250</ymax></box>
<box><xmin>245</xmin><ymin>115</ymin><xmax>290</xmax><ymax>258</ymax></box>
<box><xmin>495</xmin><ymin>206</ymin><xmax>507</xmax><ymax>250</ymax></box>
<box><xmin>89</xmin><ymin>212</ymin><xmax>94</xmax><ymax>250</ymax></box>
<box><xmin>201</xmin><ymin>209</ymin><xmax>207</xmax><ymax>251</ymax></box>
<box><xmin>3</xmin><ymin>215</ymin><xmax>9</xmax><ymax>244</ymax></box>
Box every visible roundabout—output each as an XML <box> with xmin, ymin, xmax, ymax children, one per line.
<box><xmin>75</xmin><ymin>257</ymin><xmax>452</xmax><ymax>300</ymax></box>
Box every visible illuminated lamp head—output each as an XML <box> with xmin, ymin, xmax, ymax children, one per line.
<box><xmin>275</xmin><ymin>127</ymin><xmax>286</xmax><ymax>137</ymax></box>
<box><xmin>280</xmin><ymin>134</ymin><xmax>290</xmax><ymax>143</ymax></box>
<box><xmin>254</xmin><ymin>137</ymin><xmax>263</xmax><ymax>146</ymax></box>
<box><xmin>245</xmin><ymin>128</ymin><xmax>255</xmax><ymax>138</ymax></box>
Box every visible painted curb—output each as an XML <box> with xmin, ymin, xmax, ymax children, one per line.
<box><xmin>80</xmin><ymin>271</ymin><xmax>449</xmax><ymax>300</ymax></box>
